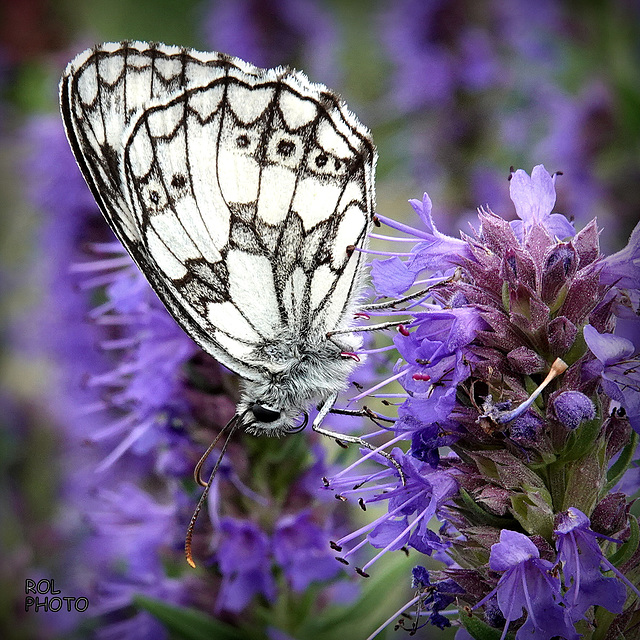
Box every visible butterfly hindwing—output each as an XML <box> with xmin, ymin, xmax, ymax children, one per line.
<box><xmin>61</xmin><ymin>41</ymin><xmax>376</xmax><ymax>380</ymax></box>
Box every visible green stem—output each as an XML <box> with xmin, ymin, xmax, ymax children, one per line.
<box><xmin>546</xmin><ymin>461</ymin><xmax>566</xmax><ymax>511</ymax></box>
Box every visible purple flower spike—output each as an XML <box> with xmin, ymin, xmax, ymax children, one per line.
<box><xmin>554</xmin><ymin>508</ymin><xmax>627</xmax><ymax>619</ymax></box>
<box><xmin>479</xmin><ymin>529</ymin><xmax>579</xmax><ymax>640</ymax></box>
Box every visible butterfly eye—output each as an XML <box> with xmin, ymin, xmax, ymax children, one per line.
<box><xmin>251</xmin><ymin>403</ymin><xmax>281</xmax><ymax>423</ymax></box>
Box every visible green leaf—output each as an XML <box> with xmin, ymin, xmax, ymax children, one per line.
<box><xmin>562</xmin><ymin>413</ymin><xmax>603</xmax><ymax>462</ymax></box>
<box><xmin>501</xmin><ymin>281</ymin><xmax>510</xmax><ymax>314</ymax></box>
<box><xmin>592</xmin><ymin>607</ymin><xmax>622</xmax><ymax>640</ymax></box>
<box><xmin>470</xmin><ymin>450</ymin><xmax>547</xmax><ymax>492</ymax></box>
<box><xmin>133</xmin><ymin>595</ymin><xmax>262</xmax><ymax>640</ymax></box>
<box><xmin>561</xmin><ymin>442</ymin><xmax>607</xmax><ymax>515</ymax></box>
<box><xmin>510</xmin><ymin>487</ymin><xmax>554</xmax><ymax>540</ymax></box>
<box><xmin>457</xmin><ymin>488</ymin><xmax>515</xmax><ymax>528</ymax></box>
<box><xmin>460</xmin><ymin>613</ymin><xmax>515</xmax><ymax>640</ymax></box>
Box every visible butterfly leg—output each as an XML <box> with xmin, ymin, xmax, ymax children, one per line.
<box><xmin>311</xmin><ymin>394</ymin><xmax>406</xmax><ymax>484</ymax></box>
<box><xmin>329</xmin><ymin>406</ymin><xmax>395</xmax><ymax>426</ymax></box>
<box><xmin>358</xmin><ymin>276</ymin><xmax>455</xmax><ymax>312</ymax></box>
<box><xmin>360</xmin><ymin>289</ymin><xmax>431</xmax><ymax>311</ymax></box>
<box><xmin>327</xmin><ymin>320</ymin><xmax>409</xmax><ymax>338</ymax></box>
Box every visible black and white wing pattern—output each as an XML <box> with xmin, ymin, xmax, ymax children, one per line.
<box><xmin>60</xmin><ymin>41</ymin><xmax>376</xmax><ymax>386</ymax></box>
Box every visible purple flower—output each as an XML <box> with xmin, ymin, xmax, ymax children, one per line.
<box><xmin>583</xmin><ymin>324</ymin><xmax>640</xmax><ymax>432</ymax></box>
<box><xmin>273</xmin><ymin>511</ymin><xmax>342</xmax><ymax>591</ymax></box>
<box><xmin>508</xmin><ymin>409</ymin><xmax>546</xmax><ymax>444</ymax></box>
<box><xmin>377</xmin><ymin>193</ymin><xmax>473</xmax><ymax>279</ymax></box>
<box><xmin>554</xmin><ymin>508</ymin><xmax>627</xmax><ymax>620</ymax></box>
<box><xmin>479</xmin><ymin>530</ymin><xmax>579</xmax><ymax>640</ymax></box>
<box><xmin>215</xmin><ymin>517</ymin><xmax>277</xmax><ymax>613</ymax></box>
<box><xmin>509</xmin><ymin>165</ymin><xmax>576</xmax><ymax>241</ymax></box>
<box><xmin>370</xmin><ymin>256</ymin><xmax>417</xmax><ymax>297</ymax></box>
<box><xmin>84</xmin><ymin>482</ymin><xmax>179</xmax><ymax>573</ymax></box>
<box><xmin>600</xmin><ymin>220</ymin><xmax>640</xmax><ymax>291</ymax></box>
<box><xmin>410</xmin><ymin>566</ymin><xmax>464</xmax><ymax>630</ymax></box>
<box><xmin>63</xmin><ymin>247</ymin><xmax>200</xmax><ymax>473</ymax></box>
<box><xmin>392</xmin><ymin>312</ymin><xmax>474</xmax><ymax>425</ymax></box>
<box><xmin>328</xmin><ymin>449</ymin><xmax>457</xmax><ymax>575</ymax></box>
<box><xmin>531</xmin><ymin>83</ymin><xmax>616</xmax><ymax>230</ymax></box>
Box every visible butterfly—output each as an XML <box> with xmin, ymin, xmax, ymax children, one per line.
<box><xmin>60</xmin><ymin>41</ymin><xmax>400</xmax><ymax>566</ymax></box>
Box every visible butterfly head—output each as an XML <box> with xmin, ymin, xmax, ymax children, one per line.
<box><xmin>243</xmin><ymin>402</ymin><xmax>309</xmax><ymax>436</ymax></box>
<box><xmin>236</xmin><ymin>392</ymin><xmax>308</xmax><ymax>436</ymax></box>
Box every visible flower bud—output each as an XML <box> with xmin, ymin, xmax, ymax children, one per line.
<box><xmin>542</xmin><ymin>243</ymin><xmax>577</xmax><ymax>302</ymax></box>
<box><xmin>590</xmin><ymin>493</ymin><xmax>630</xmax><ymax>536</ymax></box>
<box><xmin>552</xmin><ymin>391</ymin><xmax>596</xmax><ymax>430</ymax></box>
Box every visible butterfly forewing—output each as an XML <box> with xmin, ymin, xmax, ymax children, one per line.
<box><xmin>60</xmin><ymin>40</ymin><xmax>376</xmax><ymax>385</ymax></box>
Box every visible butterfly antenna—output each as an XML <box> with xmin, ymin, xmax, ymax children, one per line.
<box><xmin>185</xmin><ymin>415</ymin><xmax>240</xmax><ymax>568</ymax></box>
<box><xmin>193</xmin><ymin>421</ymin><xmax>236</xmax><ymax>487</ymax></box>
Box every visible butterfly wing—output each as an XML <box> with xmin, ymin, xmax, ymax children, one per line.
<box><xmin>61</xmin><ymin>41</ymin><xmax>376</xmax><ymax>380</ymax></box>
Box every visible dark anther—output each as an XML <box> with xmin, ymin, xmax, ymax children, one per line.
<box><xmin>236</xmin><ymin>134</ymin><xmax>250</xmax><ymax>148</ymax></box>
<box><xmin>346</xmin><ymin>244</ymin><xmax>355</xmax><ymax>257</ymax></box>
<box><xmin>373</xmin><ymin>215</ymin><xmax>381</xmax><ymax>227</ymax></box>
<box><xmin>322</xmin><ymin>476</ymin><xmax>330</xmax><ymax>487</ymax></box>
<box><xmin>355</xmin><ymin>567</ymin><xmax>370</xmax><ymax>578</ymax></box>
<box><xmin>277</xmin><ymin>139</ymin><xmax>295</xmax><ymax>157</ymax></box>
<box><xmin>329</xmin><ymin>541</ymin><xmax>342</xmax><ymax>552</ymax></box>
<box><xmin>508</xmin><ymin>165</ymin><xmax>515</xmax><ymax>179</ymax></box>
<box><xmin>251</xmin><ymin>403</ymin><xmax>280</xmax><ymax>423</ymax></box>
<box><xmin>358</xmin><ymin>498</ymin><xmax>366</xmax><ymax>511</ymax></box>
<box><xmin>315</xmin><ymin>153</ymin><xmax>328</xmax><ymax>167</ymax></box>
<box><xmin>401</xmin><ymin>546</ymin><xmax>409</xmax><ymax>557</ymax></box>
<box><xmin>171</xmin><ymin>173</ymin><xmax>186</xmax><ymax>188</ymax></box>
<box><xmin>334</xmin><ymin>439</ymin><xmax>348</xmax><ymax>449</ymax></box>
<box><xmin>335</xmin><ymin>493</ymin><xmax>347</xmax><ymax>502</ymax></box>
<box><xmin>335</xmin><ymin>557</ymin><xmax>349</xmax><ymax>565</ymax></box>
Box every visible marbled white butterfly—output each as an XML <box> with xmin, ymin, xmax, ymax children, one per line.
<box><xmin>60</xmin><ymin>41</ymin><xmax>392</xmax><ymax>566</ymax></box>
